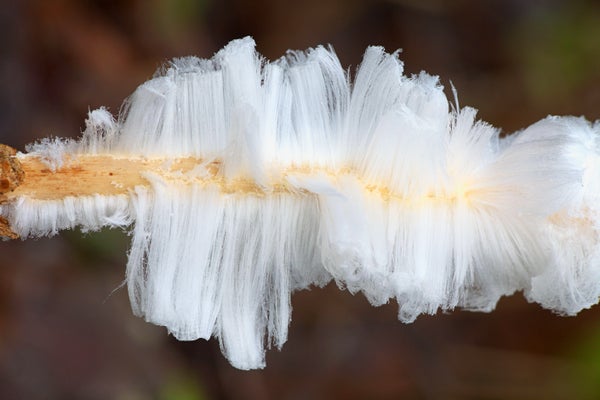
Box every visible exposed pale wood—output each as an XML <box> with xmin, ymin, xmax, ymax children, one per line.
<box><xmin>1</xmin><ymin>146</ymin><xmax>483</xmax><ymax>204</ymax></box>
<box><xmin>1</xmin><ymin>153</ymin><xmax>295</xmax><ymax>202</ymax></box>
<box><xmin>0</xmin><ymin>151</ymin><xmax>223</xmax><ymax>239</ymax></box>
<box><xmin>0</xmin><ymin>145</ymin><xmax>490</xmax><ymax>240</ymax></box>
<box><xmin>5</xmin><ymin>155</ymin><xmax>217</xmax><ymax>201</ymax></box>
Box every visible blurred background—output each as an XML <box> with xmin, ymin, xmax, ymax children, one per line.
<box><xmin>1</xmin><ymin>0</ymin><xmax>600</xmax><ymax>399</ymax></box>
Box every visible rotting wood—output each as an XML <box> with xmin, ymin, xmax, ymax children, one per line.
<box><xmin>0</xmin><ymin>144</ymin><xmax>24</xmax><ymax>239</ymax></box>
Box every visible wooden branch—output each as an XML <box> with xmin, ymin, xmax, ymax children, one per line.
<box><xmin>0</xmin><ymin>144</ymin><xmax>24</xmax><ymax>193</ymax></box>
<box><xmin>0</xmin><ymin>142</ymin><xmax>485</xmax><ymax>241</ymax></box>
<box><xmin>1</xmin><ymin>145</ymin><xmax>24</xmax><ymax>239</ymax></box>
<box><xmin>0</xmin><ymin>147</ymin><xmax>209</xmax><ymax>239</ymax></box>
<box><xmin>5</xmin><ymin>155</ymin><xmax>208</xmax><ymax>200</ymax></box>
<box><xmin>0</xmin><ymin>146</ymin><xmax>284</xmax><ymax>239</ymax></box>
<box><xmin>0</xmin><ymin>152</ymin><xmax>283</xmax><ymax>202</ymax></box>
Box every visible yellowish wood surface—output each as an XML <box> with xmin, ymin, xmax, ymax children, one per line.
<box><xmin>6</xmin><ymin>155</ymin><xmax>215</xmax><ymax>200</ymax></box>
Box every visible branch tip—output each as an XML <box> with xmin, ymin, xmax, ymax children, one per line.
<box><xmin>0</xmin><ymin>144</ymin><xmax>24</xmax><ymax>196</ymax></box>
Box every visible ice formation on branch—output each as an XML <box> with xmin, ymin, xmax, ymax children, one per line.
<box><xmin>1</xmin><ymin>37</ymin><xmax>600</xmax><ymax>369</ymax></box>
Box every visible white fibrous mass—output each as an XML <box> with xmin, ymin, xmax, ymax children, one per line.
<box><xmin>2</xmin><ymin>37</ymin><xmax>600</xmax><ymax>370</ymax></box>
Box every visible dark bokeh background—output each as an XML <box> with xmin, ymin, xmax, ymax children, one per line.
<box><xmin>1</xmin><ymin>1</ymin><xmax>600</xmax><ymax>399</ymax></box>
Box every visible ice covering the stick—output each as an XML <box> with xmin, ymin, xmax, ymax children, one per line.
<box><xmin>2</xmin><ymin>37</ymin><xmax>600</xmax><ymax>369</ymax></box>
